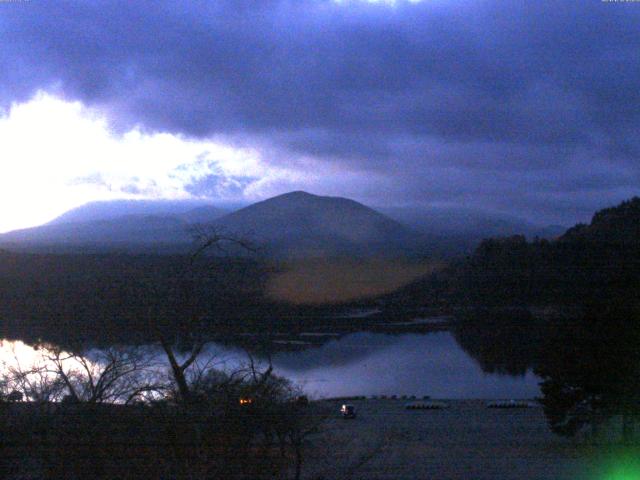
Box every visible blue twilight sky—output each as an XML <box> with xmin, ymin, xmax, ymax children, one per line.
<box><xmin>0</xmin><ymin>0</ymin><xmax>639</xmax><ymax>232</ymax></box>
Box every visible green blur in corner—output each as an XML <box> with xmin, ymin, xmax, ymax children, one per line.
<box><xmin>584</xmin><ymin>448</ymin><xmax>640</xmax><ymax>480</ymax></box>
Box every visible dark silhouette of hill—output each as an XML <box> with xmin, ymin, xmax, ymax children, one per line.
<box><xmin>0</xmin><ymin>192</ymin><xmax>565</xmax><ymax>257</ymax></box>
<box><xmin>459</xmin><ymin>196</ymin><xmax>640</xmax><ymax>306</ymax></box>
<box><xmin>0</xmin><ymin>192</ymin><xmax>421</xmax><ymax>256</ymax></box>
<box><xmin>390</xmin><ymin>196</ymin><xmax>640</xmax><ymax>309</ymax></box>
<box><xmin>560</xmin><ymin>196</ymin><xmax>640</xmax><ymax>244</ymax></box>
<box><xmin>0</xmin><ymin>201</ymin><xmax>230</xmax><ymax>252</ymax></box>
<box><xmin>0</xmin><ymin>250</ymin><xmax>269</xmax><ymax>346</ymax></box>
<box><xmin>211</xmin><ymin>191</ymin><xmax>422</xmax><ymax>257</ymax></box>
<box><xmin>48</xmin><ymin>199</ymin><xmax>220</xmax><ymax>225</ymax></box>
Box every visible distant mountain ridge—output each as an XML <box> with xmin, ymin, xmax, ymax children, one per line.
<box><xmin>0</xmin><ymin>191</ymin><xmax>568</xmax><ymax>257</ymax></box>
<box><xmin>0</xmin><ymin>200</ymin><xmax>229</xmax><ymax>252</ymax></box>
<box><xmin>211</xmin><ymin>191</ymin><xmax>421</xmax><ymax>257</ymax></box>
<box><xmin>378</xmin><ymin>205</ymin><xmax>564</xmax><ymax>242</ymax></box>
<box><xmin>0</xmin><ymin>192</ymin><xmax>421</xmax><ymax>257</ymax></box>
<box><xmin>48</xmin><ymin>199</ymin><xmax>219</xmax><ymax>225</ymax></box>
<box><xmin>0</xmin><ymin>214</ymin><xmax>193</xmax><ymax>249</ymax></box>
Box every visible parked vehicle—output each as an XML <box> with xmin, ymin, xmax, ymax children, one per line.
<box><xmin>340</xmin><ymin>404</ymin><xmax>357</xmax><ymax>419</ymax></box>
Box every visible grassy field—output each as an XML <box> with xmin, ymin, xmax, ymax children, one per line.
<box><xmin>299</xmin><ymin>399</ymin><xmax>626</xmax><ymax>480</ymax></box>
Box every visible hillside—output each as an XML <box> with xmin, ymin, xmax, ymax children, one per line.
<box><xmin>388</xmin><ymin>196</ymin><xmax>640</xmax><ymax>309</ymax></box>
<box><xmin>0</xmin><ymin>201</ymin><xmax>229</xmax><ymax>252</ymax></box>
<box><xmin>560</xmin><ymin>196</ymin><xmax>640</xmax><ymax>244</ymax></box>
<box><xmin>454</xmin><ymin>197</ymin><xmax>640</xmax><ymax>307</ymax></box>
<box><xmin>211</xmin><ymin>191</ymin><xmax>422</xmax><ymax>257</ymax></box>
<box><xmin>0</xmin><ymin>215</ymin><xmax>193</xmax><ymax>251</ymax></box>
<box><xmin>0</xmin><ymin>192</ymin><xmax>421</xmax><ymax>257</ymax></box>
<box><xmin>47</xmin><ymin>199</ymin><xmax>217</xmax><ymax>225</ymax></box>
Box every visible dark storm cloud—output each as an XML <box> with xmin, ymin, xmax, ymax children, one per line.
<box><xmin>1</xmin><ymin>0</ymin><xmax>639</xmax><ymax>223</ymax></box>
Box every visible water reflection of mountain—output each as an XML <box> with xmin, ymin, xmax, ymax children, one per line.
<box><xmin>216</xmin><ymin>311</ymin><xmax>452</xmax><ymax>359</ymax></box>
<box><xmin>228</xmin><ymin>308</ymin><xmax>550</xmax><ymax>380</ymax></box>
<box><xmin>271</xmin><ymin>332</ymin><xmax>400</xmax><ymax>370</ymax></box>
<box><xmin>270</xmin><ymin>332</ymin><xmax>541</xmax><ymax>399</ymax></box>
<box><xmin>262</xmin><ymin>309</ymin><xmax>549</xmax><ymax>379</ymax></box>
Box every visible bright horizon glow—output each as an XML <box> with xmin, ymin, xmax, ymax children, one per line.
<box><xmin>0</xmin><ymin>91</ymin><xmax>390</xmax><ymax>234</ymax></box>
<box><xmin>0</xmin><ymin>339</ymin><xmax>98</xmax><ymax>401</ymax></box>
<box><xmin>0</xmin><ymin>92</ymin><xmax>288</xmax><ymax>233</ymax></box>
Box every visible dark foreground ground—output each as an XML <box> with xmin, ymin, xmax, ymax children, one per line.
<box><xmin>300</xmin><ymin>399</ymin><xmax>637</xmax><ymax>480</ymax></box>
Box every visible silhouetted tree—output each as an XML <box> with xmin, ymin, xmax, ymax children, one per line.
<box><xmin>155</xmin><ymin>226</ymin><xmax>257</xmax><ymax>403</ymax></box>
<box><xmin>536</xmin><ymin>299</ymin><xmax>640</xmax><ymax>442</ymax></box>
<box><xmin>42</xmin><ymin>344</ymin><xmax>165</xmax><ymax>404</ymax></box>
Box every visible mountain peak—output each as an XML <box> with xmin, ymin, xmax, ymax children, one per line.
<box><xmin>0</xmin><ymin>192</ymin><xmax>420</xmax><ymax>258</ymax></box>
<box><xmin>279</xmin><ymin>190</ymin><xmax>315</xmax><ymax>198</ymax></box>
<box><xmin>213</xmin><ymin>191</ymin><xmax>418</xmax><ymax>257</ymax></box>
<box><xmin>268</xmin><ymin>191</ymin><xmax>335</xmax><ymax>203</ymax></box>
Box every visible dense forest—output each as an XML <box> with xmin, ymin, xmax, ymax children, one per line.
<box><xmin>448</xmin><ymin>197</ymin><xmax>640</xmax><ymax>439</ymax></box>
<box><xmin>0</xmin><ymin>252</ymin><xmax>272</xmax><ymax>347</ymax></box>
<box><xmin>389</xmin><ymin>197</ymin><xmax>640</xmax><ymax>310</ymax></box>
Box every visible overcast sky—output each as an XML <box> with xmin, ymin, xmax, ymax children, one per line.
<box><xmin>0</xmin><ymin>0</ymin><xmax>638</xmax><ymax>232</ymax></box>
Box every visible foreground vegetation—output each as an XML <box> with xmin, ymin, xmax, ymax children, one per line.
<box><xmin>0</xmin><ymin>344</ymin><xmax>325</xmax><ymax>480</ymax></box>
<box><xmin>0</xmin><ymin>232</ymin><xmax>330</xmax><ymax>479</ymax></box>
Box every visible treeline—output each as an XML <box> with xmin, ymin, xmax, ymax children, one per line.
<box><xmin>390</xmin><ymin>197</ymin><xmax>640</xmax><ymax>310</ymax></box>
<box><xmin>457</xmin><ymin>234</ymin><xmax>640</xmax><ymax>307</ymax></box>
<box><xmin>0</xmin><ymin>250</ymin><xmax>425</xmax><ymax>354</ymax></box>
<box><xmin>448</xmin><ymin>197</ymin><xmax>640</xmax><ymax>441</ymax></box>
<box><xmin>456</xmin><ymin>197</ymin><xmax>640</xmax><ymax>308</ymax></box>
<box><xmin>0</xmin><ymin>252</ymin><xmax>273</xmax><ymax>347</ymax></box>
<box><xmin>0</xmin><ymin>338</ymin><xmax>324</xmax><ymax>479</ymax></box>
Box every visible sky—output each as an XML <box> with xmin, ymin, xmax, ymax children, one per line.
<box><xmin>0</xmin><ymin>0</ymin><xmax>639</xmax><ymax>232</ymax></box>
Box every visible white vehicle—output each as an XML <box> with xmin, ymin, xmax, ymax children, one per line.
<box><xmin>340</xmin><ymin>404</ymin><xmax>357</xmax><ymax>419</ymax></box>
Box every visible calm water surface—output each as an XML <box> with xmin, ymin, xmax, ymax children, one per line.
<box><xmin>1</xmin><ymin>332</ymin><xmax>541</xmax><ymax>400</ymax></box>
<box><xmin>268</xmin><ymin>332</ymin><xmax>540</xmax><ymax>399</ymax></box>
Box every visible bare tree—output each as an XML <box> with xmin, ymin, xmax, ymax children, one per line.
<box><xmin>0</xmin><ymin>344</ymin><xmax>65</xmax><ymax>403</ymax></box>
<box><xmin>0</xmin><ymin>342</ymin><xmax>164</xmax><ymax>405</ymax></box>
<box><xmin>42</xmin><ymin>344</ymin><xmax>166</xmax><ymax>404</ymax></box>
<box><xmin>156</xmin><ymin>226</ymin><xmax>257</xmax><ymax>403</ymax></box>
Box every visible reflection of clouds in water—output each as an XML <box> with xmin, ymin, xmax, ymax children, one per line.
<box><xmin>1</xmin><ymin>340</ymin><xmax>43</xmax><ymax>368</ymax></box>
<box><xmin>0</xmin><ymin>340</ymin><xmax>84</xmax><ymax>372</ymax></box>
<box><xmin>0</xmin><ymin>340</ymin><xmax>101</xmax><ymax>399</ymax></box>
<box><xmin>271</xmin><ymin>333</ymin><xmax>541</xmax><ymax>400</ymax></box>
<box><xmin>273</xmin><ymin>332</ymin><xmax>402</xmax><ymax>370</ymax></box>
<box><xmin>1</xmin><ymin>334</ymin><xmax>540</xmax><ymax>401</ymax></box>
<box><xmin>198</xmin><ymin>343</ymin><xmax>263</xmax><ymax>371</ymax></box>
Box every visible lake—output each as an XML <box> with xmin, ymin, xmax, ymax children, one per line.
<box><xmin>207</xmin><ymin>331</ymin><xmax>541</xmax><ymax>399</ymax></box>
<box><xmin>0</xmin><ymin>331</ymin><xmax>541</xmax><ymax>400</ymax></box>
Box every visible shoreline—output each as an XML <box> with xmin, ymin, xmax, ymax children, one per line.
<box><xmin>299</xmin><ymin>398</ymin><xmax>601</xmax><ymax>480</ymax></box>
